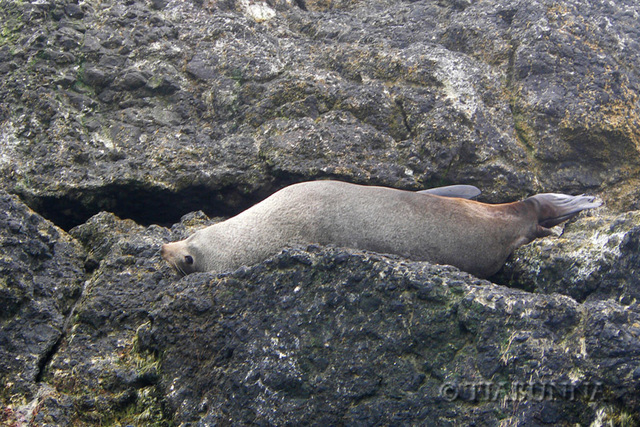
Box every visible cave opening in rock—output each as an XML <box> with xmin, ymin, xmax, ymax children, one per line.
<box><xmin>15</xmin><ymin>183</ymin><xmax>276</xmax><ymax>232</ymax></box>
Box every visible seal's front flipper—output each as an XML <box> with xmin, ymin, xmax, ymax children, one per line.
<box><xmin>418</xmin><ymin>185</ymin><xmax>481</xmax><ymax>200</ymax></box>
<box><xmin>527</xmin><ymin>193</ymin><xmax>602</xmax><ymax>234</ymax></box>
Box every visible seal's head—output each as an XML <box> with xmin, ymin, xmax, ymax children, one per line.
<box><xmin>161</xmin><ymin>240</ymin><xmax>199</xmax><ymax>276</ymax></box>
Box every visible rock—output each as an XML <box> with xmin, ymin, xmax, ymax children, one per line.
<box><xmin>0</xmin><ymin>192</ymin><xmax>85</xmax><ymax>405</ymax></box>
<box><xmin>0</xmin><ymin>199</ymin><xmax>638</xmax><ymax>425</ymax></box>
<box><xmin>497</xmin><ymin>210</ymin><xmax>640</xmax><ymax>305</ymax></box>
<box><xmin>257</xmin><ymin>111</ymin><xmax>410</xmax><ymax>185</ymax></box>
<box><xmin>141</xmin><ymin>246</ymin><xmax>640</xmax><ymax>425</ymax></box>
<box><xmin>150</xmin><ymin>0</ymin><xmax>169</xmax><ymax>11</ymax></box>
<box><xmin>12</xmin><ymin>206</ymin><xmax>638</xmax><ymax>425</ymax></box>
<box><xmin>23</xmin><ymin>212</ymin><xmax>170</xmax><ymax>425</ymax></box>
<box><xmin>1</xmin><ymin>0</ymin><xmax>639</xmax><ymax>230</ymax></box>
<box><xmin>82</xmin><ymin>67</ymin><xmax>112</xmax><ymax>89</ymax></box>
<box><xmin>117</xmin><ymin>71</ymin><xmax>148</xmax><ymax>91</ymax></box>
<box><xmin>64</xmin><ymin>4</ymin><xmax>85</xmax><ymax>20</ymax></box>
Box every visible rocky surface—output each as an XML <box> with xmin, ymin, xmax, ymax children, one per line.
<box><xmin>1</xmin><ymin>0</ymin><xmax>640</xmax><ymax>425</ymax></box>
<box><xmin>498</xmin><ymin>210</ymin><xmax>640</xmax><ymax>305</ymax></box>
<box><xmin>2</xmin><ymin>205</ymin><xmax>638</xmax><ymax>425</ymax></box>
<box><xmin>0</xmin><ymin>192</ymin><xmax>85</xmax><ymax>423</ymax></box>
<box><xmin>1</xmin><ymin>0</ymin><xmax>639</xmax><ymax>229</ymax></box>
<box><xmin>141</xmin><ymin>245</ymin><xmax>640</xmax><ymax>425</ymax></box>
<box><xmin>2</xmin><ymin>208</ymin><xmax>171</xmax><ymax>426</ymax></box>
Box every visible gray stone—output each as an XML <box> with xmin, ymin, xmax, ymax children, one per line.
<box><xmin>0</xmin><ymin>192</ymin><xmax>85</xmax><ymax>406</ymax></box>
<box><xmin>498</xmin><ymin>210</ymin><xmax>640</xmax><ymax>305</ymax></box>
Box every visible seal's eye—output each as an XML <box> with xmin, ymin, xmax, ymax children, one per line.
<box><xmin>184</xmin><ymin>255</ymin><xmax>194</xmax><ymax>265</ymax></box>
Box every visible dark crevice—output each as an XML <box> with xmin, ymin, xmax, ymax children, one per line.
<box><xmin>14</xmin><ymin>174</ymin><xmax>398</xmax><ymax>232</ymax></box>
<box><xmin>35</xmin><ymin>276</ymin><xmax>88</xmax><ymax>383</ymax></box>
<box><xmin>395</xmin><ymin>98</ymin><xmax>414</xmax><ymax>139</ymax></box>
<box><xmin>35</xmin><ymin>335</ymin><xmax>61</xmax><ymax>383</ymax></box>
<box><xmin>34</xmin><ymin>315</ymin><xmax>70</xmax><ymax>383</ymax></box>
<box><xmin>15</xmin><ymin>182</ymin><xmax>286</xmax><ymax>232</ymax></box>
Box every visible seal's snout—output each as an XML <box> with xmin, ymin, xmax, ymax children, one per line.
<box><xmin>160</xmin><ymin>241</ymin><xmax>197</xmax><ymax>276</ymax></box>
<box><xmin>161</xmin><ymin>242</ymin><xmax>180</xmax><ymax>264</ymax></box>
<box><xmin>160</xmin><ymin>243</ymin><xmax>170</xmax><ymax>262</ymax></box>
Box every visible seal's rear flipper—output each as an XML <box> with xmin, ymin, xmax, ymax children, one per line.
<box><xmin>418</xmin><ymin>185</ymin><xmax>481</xmax><ymax>200</ymax></box>
<box><xmin>527</xmin><ymin>193</ymin><xmax>602</xmax><ymax>234</ymax></box>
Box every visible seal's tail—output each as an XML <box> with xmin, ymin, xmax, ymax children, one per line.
<box><xmin>527</xmin><ymin>193</ymin><xmax>602</xmax><ymax>228</ymax></box>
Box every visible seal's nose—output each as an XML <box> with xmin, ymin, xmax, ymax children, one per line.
<box><xmin>160</xmin><ymin>244</ymin><xmax>169</xmax><ymax>261</ymax></box>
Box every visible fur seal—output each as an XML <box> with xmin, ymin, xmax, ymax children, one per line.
<box><xmin>161</xmin><ymin>180</ymin><xmax>601</xmax><ymax>278</ymax></box>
